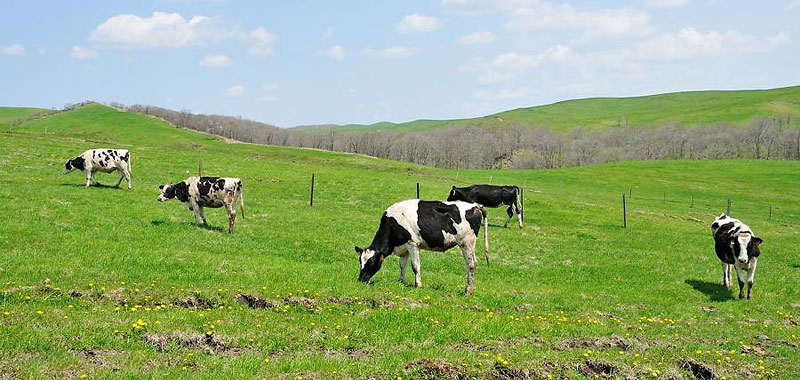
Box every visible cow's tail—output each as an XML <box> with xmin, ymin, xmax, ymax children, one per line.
<box><xmin>480</xmin><ymin>206</ymin><xmax>490</xmax><ymax>265</ymax></box>
<box><xmin>238</xmin><ymin>183</ymin><xmax>246</xmax><ymax>218</ymax></box>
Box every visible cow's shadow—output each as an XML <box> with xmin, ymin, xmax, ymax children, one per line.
<box><xmin>60</xmin><ymin>183</ymin><xmax>123</xmax><ymax>189</ymax></box>
<box><xmin>685</xmin><ymin>279</ymin><xmax>734</xmax><ymax>302</ymax></box>
<box><xmin>150</xmin><ymin>219</ymin><xmax>226</xmax><ymax>233</ymax></box>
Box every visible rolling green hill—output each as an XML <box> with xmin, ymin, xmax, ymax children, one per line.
<box><xmin>1</xmin><ymin>104</ymin><xmax>800</xmax><ymax>379</ymax></box>
<box><xmin>335</xmin><ymin>85</ymin><xmax>800</xmax><ymax>133</ymax></box>
<box><xmin>0</xmin><ymin>106</ymin><xmax>48</xmax><ymax>125</ymax></box>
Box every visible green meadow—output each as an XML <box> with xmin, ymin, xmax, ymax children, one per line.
<box><xmin>1</xmin><ymin>104</ymin><xmax>799</xmax><ymax>379</ymax></box>
<box><xmin>336</xmin><ymin>85</ymin><xmax>800</xmax><ymax>133</ymax></box>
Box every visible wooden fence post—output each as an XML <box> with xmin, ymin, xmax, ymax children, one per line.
<box><xmin>416</xmin><ymin>182</ymin><xmax>420</xmax><ymax>199</ymax></box>
<box><xmin>520</xmin><ymin>188</ymin><xmax>524</xmax><ymax>223</ymax></box>
<box><xmin>198</xmin><ymin>160</ymin><xmax>203</xmax><ymax>177</ymax></box>
<box><xmin>310</xmin><ymin>173</ymin><xmax>315</xmax><ymax>207</ymax></box>
<box><xmin>727</xmin><ymin>198</ymin><xmax>731</xmax><ymax>215</ymax></box>
<box><xmin>622</xmin><ymin>193</ymin><xmax>627</xmax><ymax>228</ymax></box>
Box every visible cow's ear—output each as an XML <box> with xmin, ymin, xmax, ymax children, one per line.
<box><xmin>753</xmin><ymin>237</ymin><xmax>763</xmax><ymax>247</ymax></box>
<box><xmin>158</xmin><ymin>184</ymin><xmax>164</xmax><ymax>190</ymax></box>
<box><xmin>354</xmin><ymin>246</ymin><xmax>363</xmax><ymax>255</ymax></box>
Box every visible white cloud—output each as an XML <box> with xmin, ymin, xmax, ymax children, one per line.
<box><xmin>2</xmin><ymin>43</ymin><xmax>25</xmax><ymax>57</ymax></box>
<box><xmin>248</xmin><ymin>26</ymin><xmax>277</xmax><ymax>57</ymax></box>
<box><xmin>226</xmin><ymin>85</ymin><xmax>245</xmax><ymax>97</ymax></box>
<box><xmin>645</xmin><ymin>0</ymin><xmax>690</xmax><ymax>8</ymax></box>
<box><xmin>319</xmin><ymin>45</ymin><xmax>345</xmax><ymax>60</ymax></box>
<box><xmin>461</xmin><ymin>44</ymin><xmax>572</xmax><ymax>83</ymax></box>
<box><xmin>70</xmin><ymin>45</ymin><xmax>97</xmax><ymax>60</ymax></box>
<box><xmin>397</xmin><ymin>14</ymin><xmax>442</xmax><ymax>33</ymax></box>
<box><xmin>638</xmin><ymin>28</ymin><xmax>790</xmax><ymax>61</ymax></box>
<box><xmin>200</xmin><ymin>54</ymin><xmax>231</xmax><ymax>67</ymax></box>
<box><xmin>506</xmin><ymin>3</ymin><xmax>650</xmax><ymax>39</ymax></box>
<box><xmin>37</xmin><ymin>47</ymin><xmax>47</xmax><ymax>55</ymax></box>
<box><xmin>362</xmin><ymin>46</ymin><xmax>419</xmax><ymax>58</ymax></box>
<box><xmin>322</xmin><ymin>27</ymin><xmax>335</xmax><ymax>40</ymax></box>
<box><xmin>441</xmin><ymin>0</ymin><xmax>536</xmax><ymax>13</ymax></box>
<box><xmin>89</xmin><ymin>12</ymin><xmax>216</xmax><ymax>49</ymax></box>
<box><xmin>249</xmin><ymin>26</ymin><xmax>276</xmax><ymax>45</ymax></box>
<box><xmin>458</xmin><ymin>31</ymin><xmax>497</xmax><ymax>45</ymax></box>
<box><xmin>788</xmin><ymin>0</ymin><xmax>800</xmax><ymax>10</ymax></box>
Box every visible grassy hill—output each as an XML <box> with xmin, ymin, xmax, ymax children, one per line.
<box><xmin>0</xmin><ymin>106</ymin><xmax>48</xmax><ymax>125</ymax></box>
<box><xmin>2</xmin><ymin>104</ymin><xmax>800</xmax><ymax>379</ymax></box>
<box><xmin>335</xmin><ymin>85</ymin><xmax>800</xmax><ymax>133</ymax></box>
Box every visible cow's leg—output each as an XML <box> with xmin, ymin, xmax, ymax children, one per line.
<box><xmin>198</xmin><ymin>206</ymin><xmax>208</xmax><ymax>227</ymax></box>
<box><xmin>504</xmin><ymin>206</ymin><xmax>513</xmax><ymax>228</ymax></box>
<box><xmin>408</xmin><ymin>244</ymin><xmax>422</xmax><ymax>288</ymax></box>
<box><xmin>514</xmin><ymin>202</ymin><xmax>523</xmax><ymax>228</ymax></box>
<box><xmin>125</xmin><ymin>169</ymin><xmax>132</xmax><ymax>189</ymax></box>
<box><xmin>460</xmin><ymin>241</ymin><xmax>477</xmax><ymax>296</ymax></box>
<box><xmin>734</xmin><ymin>263</ymin><xmax>746</xmax><ymax>299</ymax></box>
<box><xmin>227</xmin><ymin>204</ymin><xmax>236</xmax><ymax>234</ymax></box>
<box><xmin>746</xmin><ymin>258</ymin><xmax>758</xmax><ymax>300</ymax></box>
<box><xmin>398</xmin><ymin>254</ymin><xmax>409</xmax><ymax>284</ymax></box>
<box><xmin>114</xmin><ymin>170</ymin><xmax>124</xmax><ymax>188</ymax></box>
<box><xmin>85</xmin><ymin>170</ymin><xmax>92</xmax><ymax>187</ymax></box>
<box><xmin>722</xmin><ymin>262</ymin><xmax>731</xmax><ymax>289</ymax></box>
<box><xmin>91</xmin><ymin>173</ymin><xmax>97</xmax><ymax>185</ymax></box>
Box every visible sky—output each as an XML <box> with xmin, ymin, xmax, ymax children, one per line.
<box><xmin>1</xmin><ymin>0</ymin><xmax>799</xmax><ymax>127</ymax></box>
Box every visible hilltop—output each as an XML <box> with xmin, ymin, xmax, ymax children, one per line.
<box><xmin>333</xmin><ymin>85</ymin><xmax>800</xmax><ymax>133</ymax></box>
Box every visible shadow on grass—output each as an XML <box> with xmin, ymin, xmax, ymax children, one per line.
<box><xmin>60</xmin><ymin>182</ymin><xmax>123</xmax><ymax>189</ymax></box>
<box><xmin>685</xmin><ymin>279</ymin><xmax>733</xmax><ymax>302</ymax></box>
<box><xmin>150</xmin><ymin>219</ymin><xmax>226</xmax><ymax>233</ymax></box>
<box><xmin>791</xmin><ymin>264</ymin><xmax>800</xmax><ymax>269</ymax></box>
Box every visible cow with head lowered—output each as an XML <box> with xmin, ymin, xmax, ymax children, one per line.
<box><xmin>158</xmin><ymin>176</ymin><xmax>245</xmax><ymax>234</ymax></box>
<box><xmin>355</xmin><ymin>199</ymin><xmax>489</xmax><ymax>296</ymax></box>
<box><xmin>711</xmin><ymin>213</ymin><xmax>763</xmax><ymax>299</ymax></box>
<box><xmin>447</xmin><ymin>185</ymin><xmax>522</xmax><ymax>228</ymax></box>
<box><xmin>63</xmin><ymin>149</ymin><xmax>132</xmax><ymax>189</ymax></box>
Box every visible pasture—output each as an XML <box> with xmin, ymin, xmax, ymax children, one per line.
<box><xmin>1</xmin><ymin>104</ymin><xmax>800</xmax><ymax>379</ymax></box>
<box><xmin>336</xmin><ymin>85</ymin><xmax>800</xmax><ymax>133</ymax></box>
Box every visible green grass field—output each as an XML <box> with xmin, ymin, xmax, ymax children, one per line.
<box><xmin>334</xmin><ymin>85</ymin><xmax>800</xmax><ymax>133</ymax></box>
<box><xmin>2</xmin><ymin>104</ymin><xmax>800</xmax><ymax>379</ymax></box>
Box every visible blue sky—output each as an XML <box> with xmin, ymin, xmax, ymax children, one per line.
<box><xmin>2</xmin><ymin>0</ymin><xmax>799</xmax><ymax>127</ymax></box>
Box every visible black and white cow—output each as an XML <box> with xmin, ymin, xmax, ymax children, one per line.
<box><xmin>355</xmin><ymin>199</ymin><xmax>489</xmax><ymax>296</ymax></box>
<box><xmin>711</xmin><ymin>213</ymin><xmax>763</xmax><ymax>299</ymax></box>
<box><xmin>63</xmin><ymin>149</ymin><xmax>132</xmax><ymax>189</ymax></box>
<box><xmin>447</xmin><ymin>185</ymin><xmax>522</xmax><ymax>228</ymax></box>
<box><xmin>158</xmin><ymin>176</ymin><xmax>245</xmax><ymax>234</ymax></box>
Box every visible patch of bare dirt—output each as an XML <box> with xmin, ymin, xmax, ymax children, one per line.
<box><xmin>236</xmin><ymin>293</ymin><xmax>280</xmax><ymax>309</ymax></box>
<box><xmin>174</xmin><ymin>295</ymin><xmax>217</xmax><ymax>309</ymax></box>
<box><xmin>78</xmin><ymin>348</ymin><xmax>122</xmax><ymax>369</ymax></box>
<box><xmin>141</xmin><ymin>332</ymin><xmax>232</xmax><ymax>354</ymax></box>
<box><xmin>679</xmin><ymin>359</ymin><xmax>717</xmax><ymax>380</ymax></box>
<box><xmin>556</xmin><ymin>335</ymin><xmax>631</xmax><ymax>351</ymax></box>
<box><xmin>578</xmin><ymin>360</ymin><xmax>615</xmax><ymax>378</ymax></box>
<box><xmin>405</xmin><ymin>359</ymin><xmax>469</xmax><ymax>380</ymax></box>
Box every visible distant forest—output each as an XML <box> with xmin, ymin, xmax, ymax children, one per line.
<box><xmin>118</xmin><ymin>103</ymin><xmax>800</xmax><ymax>170</ymax></box>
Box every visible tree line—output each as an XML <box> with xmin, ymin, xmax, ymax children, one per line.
<box><xmin>123</xmin><ymin>103</ymin><xmax>800</xmax><ymax>170</ymax></box>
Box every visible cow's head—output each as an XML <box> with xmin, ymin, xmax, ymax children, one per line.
<box><xmin>447</xmin><ymin>186</ymin><xmax>462</xmax><ymax>202</ymax></box>
<box><xmin>355</xmin><ymin>246</ymin><xmax>384</xmax><ymax>283</ymax></box>
<box><xmin>731</xmin><ymin>232</ymin><xmax>763</xmax><ymax>265</ymax></box>
<box><xmin>62</xmin><ymin>157</ymin><xmax>85</xmax><ymax>174</ymax></box>
<box><xmin>158</xmin><ymin>183</ymin><xmax>175</xmax><ymax>202</ymax></box>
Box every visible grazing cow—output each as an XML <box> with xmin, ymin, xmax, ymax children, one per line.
<box><xmin>711</xmin><ymin>213</ymin><xmax>763</xmax><ymax>299</ymax></box>
<box><xmin>63</xmin><ymin>149</ymin><xmax>132</xmax><ymax>189</ymax></box>
<box><xmin>355</xmin><ymin>199</ymin><xmax>489</xmax><ymax>296</ymax></box>
<box><xmin>158</xmin><ymin>176</ymin><xmax>245</xmax><ymax>234</ymax></box>
<box><xmin>447</xmin><ymin>185</ymin><xmax>522</xmax><ymax>228</ymax></box>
